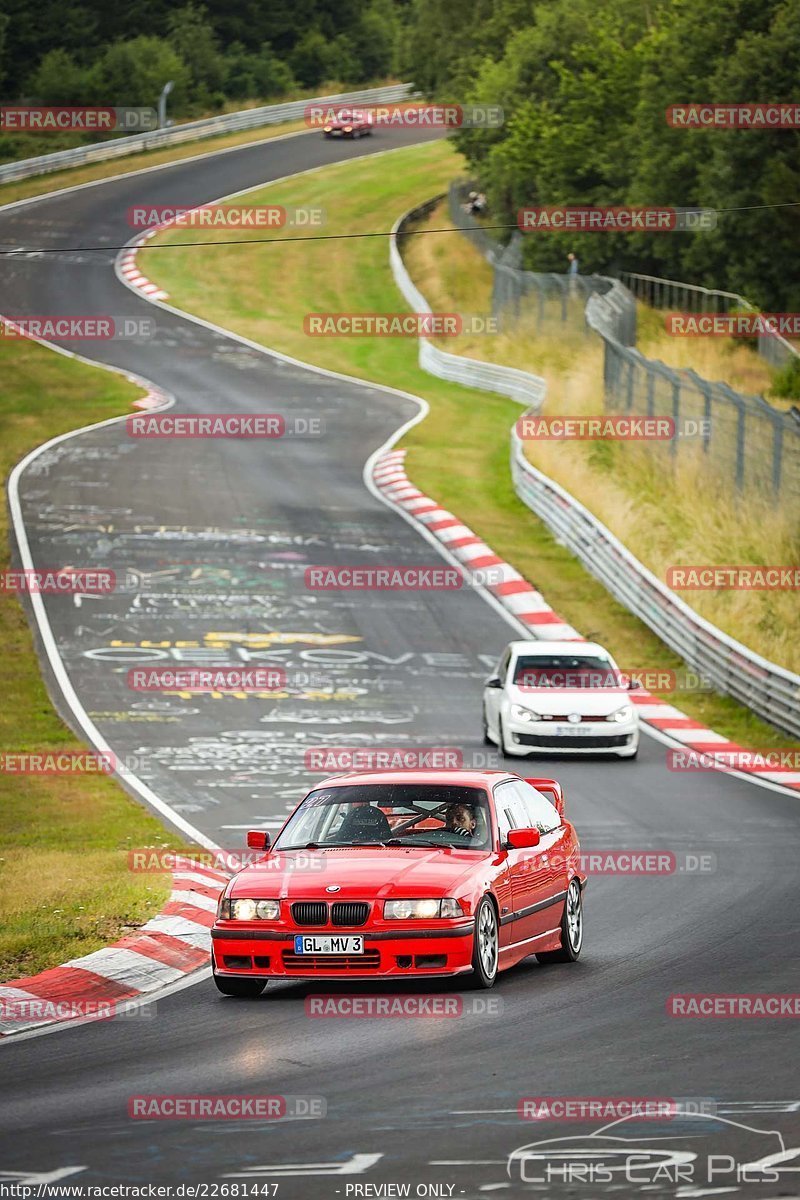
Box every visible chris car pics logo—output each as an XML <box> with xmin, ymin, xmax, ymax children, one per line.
<box><xmin>508</xmin><ymin>1113</ymin><xmax>797</xmax><ymax>1187</ymax></box>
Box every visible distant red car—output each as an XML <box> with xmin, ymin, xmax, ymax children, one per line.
<box><xmin>211</xmin><ymin>769</ymin><xmax>585</xmax><ymax>995</ymax></box>
<box><xmin>322</xmin><ymin>108</ymin><xmax>372</xmax><ymax>138</ymax></box>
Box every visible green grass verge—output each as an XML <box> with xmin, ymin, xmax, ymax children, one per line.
<box><xmin>0</xmin><ymin>339</ymin><xmax>190</xmax><ymax>981</ymax></box>
<box><xmin>144</xmin><ymin>138</ymin><xmax>796</xmax><ymax>753</ymax></box>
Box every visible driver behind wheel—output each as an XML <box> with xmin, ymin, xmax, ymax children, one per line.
<box><xmin>444</xmin><ymin>802</ymin><xmax>477</xmax><ymax>839</ymax></box>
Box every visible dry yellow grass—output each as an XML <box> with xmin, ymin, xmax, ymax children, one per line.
<box><xmin>404</xmin><ymin>202</ymin><xmax>799</xmax><ymax>673</ymax></box>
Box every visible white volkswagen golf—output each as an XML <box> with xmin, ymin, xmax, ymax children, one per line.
<box><xmin>483</xmin><ymin>641</ymin><xmax>640</xmax><ymax>759</ymax></box>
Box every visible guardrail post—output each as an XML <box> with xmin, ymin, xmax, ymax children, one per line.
<box><xmin>772</xmin><ymin>415</ymin><xmax>784</xmax><ymax>493</ymax></box>
<box><xmin>671</xmin><ymin>378</ymin><xmax>681</xmax><ymax>456</ymax></box>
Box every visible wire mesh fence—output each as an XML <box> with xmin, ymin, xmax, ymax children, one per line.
<box><xmin>620</xmin><ymin>271</ymin><xmax>800</xmax><ymax>370</ymax></box>
<box><xmin>446</xmin><ymin>182</ymin><xmax>799</xmax><ymax>501</ymax></box>
<box><xmin>448</xmin><ymin>182</ymin><xmax>622</xmax><ymax>338</ymax></box>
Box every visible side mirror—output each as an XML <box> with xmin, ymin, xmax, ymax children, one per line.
<box><xmin>246</xmin><ymin>830</ymin><xmax>271</xmax><ymax>851</ymax></box>
<box><xmin>627</xmin><ymin>678</ymin><xmax>642</xmax><ymax>691</ymax></box>
<box><xmin>485</xmin><ymin>676</ymin><xmax>502</xmax><ymax>689</ymax></box>
<box><xmin>507</xmin><ymin>827</ymin><xmax>541</xmax><ymax>850</ymax></box>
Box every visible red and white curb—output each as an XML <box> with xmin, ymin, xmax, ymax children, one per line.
<box><xmin>0</xmin><ymin>857</ymin><xmax>226</xmax><ymax>1037</ymax></box>
<box><xmin>372</xmin><ymin>449</ymin><xmax>800</xmax><ymax>792</ymax></box>
<box><xmin>118</xmin><ymin>229</ymin><xmax>169</xmax><ymax>301</ymax></box>
<box><xmin>131</xmin><ymin>385</ymin><xmax>170</xmax><ymax>411</ymax></box>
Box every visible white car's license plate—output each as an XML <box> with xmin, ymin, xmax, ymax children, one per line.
<box><xmin>294</xmin><ymin>935</ymin><xmax>364</xmax><ymax>955</ymax></box>
<box><xmin>551</xmin><ymin>725</ymin><xmax>595</xmax><ymax>736</ymax></box>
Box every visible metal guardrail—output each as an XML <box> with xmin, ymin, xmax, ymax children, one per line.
<box><xmin>511</xmin><ymin>432</ymin><xmax>800</xmax><ymax>738</ymax></box>
<box><xmin>391</xmin><ymin>193</ymin><xmax>800</xmax><ymax>738</ymax></box>
<box><xmin>390</xmin><ymin>200</ymin><xmax>546</xmax><ymax>409</ymax></box>
<box><xmin>0</xmin><ymin>84</ymin><xmax>415</xmax><ymax>184</ymax></box>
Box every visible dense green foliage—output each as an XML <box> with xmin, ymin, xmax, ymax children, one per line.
<box><xmin>2</xmin><ymin>0</ymin><xmax>796</xmax><ymax>307</ymax></box>
<box><xmin>403</xmin><ymin>0</ymin><xmax>800</xmax><ymax>309</ymax></box>
<box><xmin>0</xmin><ymin>0</ymin><xmax>400</xmax><ymax>159</ymax></box>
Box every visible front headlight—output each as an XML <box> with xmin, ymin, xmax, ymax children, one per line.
<box><xmin>323</xmin><ymin>126</ymin><xmax>332</xmax><ymax>132</ymax></box>
<box><xmin>383</xmin><ymin>898</ymin><xmax>464</xmax><ymax>920</ymax></box>
<box><xmin>219</xmin><ymin>897</ymin><xmax>281</xmax><ymax>920</ymax></box>
<box><xmin>610</xmin><ymin>704</ymin><xmax>634</xmax><ymax>723</ymax></box>
<box><xmin>510</xmin><ymin>703</ymin><xmax>540</xmax><ymax>722</ymax></box>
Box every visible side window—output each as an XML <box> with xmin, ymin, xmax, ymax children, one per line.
<box><xmin>493</xmin><ymin>781</ymin><xmax>529</xmax><ymax>841</ymax></box>
<box><xmin>515</xmin><ymin>781</ymin><xmax>561</xmax><ymax>833</ymax></box>
<box><xmin>497</xmin><ymin>647</ymin><xmax>512</xmax><ymax>685</ymax></box>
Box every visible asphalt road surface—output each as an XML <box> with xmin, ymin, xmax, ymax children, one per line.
<box><xmin>0</xmin><ymin>124</ymin><xmax>798</xmax><ymax>1199</ymax></box>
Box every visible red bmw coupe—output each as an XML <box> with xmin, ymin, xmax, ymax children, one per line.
<box><xmin>211</xmin><ymin>769</ymin><xmax>585</xmax><ymax>995</ymax></box>
<box><xmin>322</xmin><ymin>108</ymin><xmax>372</xmax><ymax>137</ymax></box>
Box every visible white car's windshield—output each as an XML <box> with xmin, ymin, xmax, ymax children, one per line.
<box><xmin>274</xmin><ymin>784</ymin><xmax>492</xmax><ymax>851</ymax></box>
<box><xmin>514</xmin><ymin>655</ymin><xmax>623</xmax><ymax>689</ymax></box>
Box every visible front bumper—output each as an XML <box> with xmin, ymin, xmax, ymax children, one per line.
<box><xmin>504</xmin><ymin>717</ymin><xmax>639</xmax><ymax>755</ymax></box>
<box><xmin>211</xmin><ymin>922</ymin><xmax>475</xmax><ymax>979</ymax></box>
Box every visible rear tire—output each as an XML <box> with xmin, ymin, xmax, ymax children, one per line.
<box><xmin>536</xmin><ymin>879</ymin><xmax>583</xmax><ymax>964</ymax></box>
<box><xmin>470</xmin><ymin>897</ymin><xmax>499</xmax><ymax>988</ymax></box>
<box><xmin>213</xmin><ymin>973</ymin><xmax>267</xmax><ymax>998</ymax></box>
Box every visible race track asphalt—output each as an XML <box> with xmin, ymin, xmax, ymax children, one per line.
<box><xmin>0</xmin><ymin>124</ymin><xmax>798</xmax><ymax>1198</ymax></box>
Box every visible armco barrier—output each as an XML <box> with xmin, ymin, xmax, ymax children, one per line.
<box><xmin>390</xmin><ymin>201</ymin><xmax>546</xmax><ymax>410</ymax></box>
<box><xmin>0</xmin><ymin>84</ymin><xmax>415</xmax><ymax>184</ymax></box>
<box><xmin>390</xmin><ymin>198</ymin><xmax>800</xmax><ymax>738</ymax></box>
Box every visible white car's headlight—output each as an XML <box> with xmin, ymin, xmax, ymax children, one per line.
<box><xmin>383</xmin><ymin>898</ymin><xmax>464</xmax><ymax>920</ymax></box>
<box><xmin>610</xmin><ymin>704</ymin><xmax>634</xmax><ymax>723</ymax></box>
<box><xmin>510</xmin><ymin>703</ymin><xmax>540</xmax><ymax>722</ymax></box>
<box><xmin>220</xmin><ymin>897</ymin><xmax>280</xmax><ymax>920</ymax></box>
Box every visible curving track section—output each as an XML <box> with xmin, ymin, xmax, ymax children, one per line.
<box><xmin>0</xmin><ymin>126</ymin><xmax>798</xmax><ymax>1197</ymax></box>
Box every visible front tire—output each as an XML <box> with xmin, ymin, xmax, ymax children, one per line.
<box><xmin>482</xmin><ymin>705</ymin><xmax>494</xmax><ymax>746</ymax></box>
<box><xmin>536</xmin><ymin>879</ymin><xmax>583</xmax><ymax>964</ymax></box>
<box><xmin>498</xmin><ymin>716</ymin><xmax>508</xmax><ymax>756</ymax></box>
<box><xmin>213</xmin><ymin>973</ymin><xmax>267</xmax><ymax>998</ymax></box>
<box><xmin>470</xmin><ymin>897</ymin><xmax>499</xmax><ymax>988</ymax></box>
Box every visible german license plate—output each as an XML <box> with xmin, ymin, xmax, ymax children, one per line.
<box><xmin>551</xmin><ymin>725</ymin><xmax>594</xmax><ymax>736</ymax></box>
<box><xmin>294</xmin><ymin>934</ymin><xmax>364</xmax><ymax>955</ymax></box>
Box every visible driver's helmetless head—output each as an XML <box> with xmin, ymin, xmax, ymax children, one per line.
<box><xmin>445</xmin><ymin>803</ymin><xmax>476</xmax><ymax>834</ymax></box>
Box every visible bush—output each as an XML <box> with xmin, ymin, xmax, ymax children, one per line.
<box><xmin>27</xmin><ymin>49</ymin><xmax>92</xmax><ymax>105</ymax></box>
<box><xmin>770</xmin><ymin>354</ymin><xmax>800</xmax><ymax>401</ymax></box>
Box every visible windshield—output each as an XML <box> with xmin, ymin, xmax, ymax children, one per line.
<box><xmin>274</xmin><ymin>784</ymin><xmax>492</xmax><ymax>851</ymax></box>
<box><xmin>514</xmin><ymin>654</ymin><xmax>623</xmax><ymax>689</ymax></box>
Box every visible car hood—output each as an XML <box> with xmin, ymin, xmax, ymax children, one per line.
<box><xmin>507</xmin><ymin>682</ymin><xmax>632</xmax><ymax>717</ymax></box>
<box><xmin>229</xmin><ymin>847</ymin><xmax>487</xmax><ymax>900</ymax></box>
